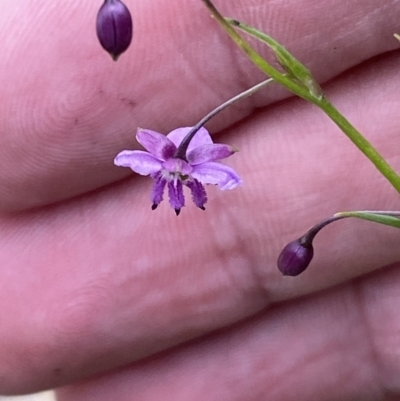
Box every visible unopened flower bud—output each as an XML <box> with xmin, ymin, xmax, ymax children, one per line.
<box><xmin>96</xmin><ymin>0</ymin><xmax>133</xmax><ymax>61</ymax></box>
<box><xmin>277</xmin><ymin>239</ymin><xmax>314</xmax><ymax>276</ymax></box>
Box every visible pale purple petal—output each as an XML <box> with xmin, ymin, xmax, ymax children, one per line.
<box><xmin>186</xmin><ymin>179</ymin><xmax>207</xmax><ymax>210</ymax></box>
<box><xmin>168</xmin><ymin>180</ymin><xmax>185</xmax><ymax>215</ymax></box>
<box><xmin>191</xmin><ymin>162</ymin><xmax>242</xmax><ymax>190</ymax></box>
<box><xmin>167</xmin><ymin>127</ymin><xmax>213</xmax><ymax>151</ymax></box>
<box><xmin>151</xmin><ymin>172</ymin><xmax>167</xmax><ymax>210</ymax></box>
<box><xmin>187</xmin><ymin>144</ymin><xmax>235</xmax><ymax>165</ymax></box>
<box><xmin>162</xmin><ymin>158</ymin><xmax>193</xmax><ymax>175</ymax></box>
<box><xmin>136</xmin><ymin>128</ymin><xmax>176</xmax><ymax>160</ymax></box>
<box><xmin>114</xmin><ymin>150</ymin><xmax>162</xmax><ymax>175</ymax></box>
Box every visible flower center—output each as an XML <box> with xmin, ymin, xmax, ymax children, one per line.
<box><xmin>162</xmin><ymin>158</ymin><xmax>193</xmax><ymax>177</ymax></box>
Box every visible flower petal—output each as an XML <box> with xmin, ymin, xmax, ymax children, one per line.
<box><xmin>191</xmin><ymin>162</ymin><xmax>242</xmax><ymax>190</ymax></box>
<box><xmin>136</xmin><ymin>128</ymin><xmax>176</xmax><ymax>160</ymax></box>
<box><xmin>167</xmin><ymin>127</ymin><xmax>213</xmax><ymax>151</ymax></box>
<box><xmin>114</xmin><ymin>150</ymin><xmax>162</xmax><ymax>175</ymax></box>
<box><xmin>187</xmin><ymin>144</ymin><xmax>235</xmax><ymax>165</ymax></box>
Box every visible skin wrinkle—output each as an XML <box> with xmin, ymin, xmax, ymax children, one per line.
<box><xmin>208</xmin><ymin>224</ymin><xmax>266</xmax><ymax>306</ymax></box>
<box><xmin>352</xmin><ymin>277</ymin><xmax>383</xmax><ymax>395</ymax></box>
<box><xmin>207</xmin><ymin>194</ymin><xmax>271</xmax><ymax>301</ymax></box>
<box><xmin>56</xmin><ymin>284</ymin><xmax>385</xmax><ymax>401</ymax></box>
<box><xmin>357</xmin><ymin>266</ymin><xmax>400</xmax><ymax>400</ymax></box>
<box><xmin>357</xmin><ymin>266</ymin><xmax>400</xmax><ymax>396</ymax></box>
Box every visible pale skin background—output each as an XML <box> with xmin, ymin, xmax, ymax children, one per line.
<box><xmin>1</xmin><ymin>0</ymin><xmax>400</xmax><ymax>400</ymax></box>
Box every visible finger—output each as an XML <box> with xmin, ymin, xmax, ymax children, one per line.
<box><xmin>1</xmin><ymin>0</ymin><xmax>399</xmax><ymax>210</ymax></box>
<box><xmin>1</xmin><ymin>48</ymin><xmax>400</xmax><ymax>394</ymax></box>
<box><xmin>57</xmin><ymin>266</ymin><xmax>400</xmax><ymax>401</ymax></box>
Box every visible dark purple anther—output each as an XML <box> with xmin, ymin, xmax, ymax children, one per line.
<box><xmin>277</xmin><ymin>238</ymin><xmax>314</xmax><ymax>276</ymax></box>
<box><xmin>96</xmin><ymin>0</ymin><xmax>133</xmax><ymax>61</ymax></box>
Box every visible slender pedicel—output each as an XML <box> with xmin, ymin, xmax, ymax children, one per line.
<box><xmin>278</xmin><ymin>211</ymin><xmax>400</xmax><ymax>276</ymax></box>
<box><xmin>174</xmin><ymin>78</ymin><xmax>273</xmax><ymax>160</ymax></box>
<box><xmin>277</xmin><ymin>216</ymin><xmax>343</xmax><ymax>276</ymax></box>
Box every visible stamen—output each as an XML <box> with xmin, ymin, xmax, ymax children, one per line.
<box><xmin>151</xmin><ymin>173</ymin><xmax>167</xmax><ymax>209</ymax></box>
<box><xmin>168</xmin><ymin>181</ymin><xmax>185</xmax><ymax>212</ymax></box>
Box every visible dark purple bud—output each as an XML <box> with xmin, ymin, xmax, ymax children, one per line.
<box><xmin>277</xmin><ymin>239</ymin><xmax>314</xmax><ymax>276</ymax></box>
<box><xmin>96</xmin><ymin>0</ymin><xmax>133</xmax><ymax>61</ymax></box>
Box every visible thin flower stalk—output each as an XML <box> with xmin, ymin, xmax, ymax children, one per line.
<box><xmin>114</xmin><ymin>79</ymin><xmax>273</xmax><ymax>214</ymax></box>
<box><xmin>200</xmin><ymin>0</ymin><xmax>400</xmax><ymax>194</ymax></box>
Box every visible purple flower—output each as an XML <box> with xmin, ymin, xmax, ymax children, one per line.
<box><xmin>114</xmin><ymin>127</ymin><xmax>242</xmax><ymax>215</ymax></box>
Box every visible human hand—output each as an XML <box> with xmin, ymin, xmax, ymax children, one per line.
<box><xmin>1</xmin><ymin>1</ymin><xmax>400</xmax><ymax>400</ymax></box>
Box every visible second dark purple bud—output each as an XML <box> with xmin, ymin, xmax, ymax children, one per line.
<box><xmin>96</xmin><ymin>0</ymin><xmax>133</xmax><ymax>61</ymax></box>
<box><xmin>277</xmin><ymin>238</ymin><xmax>314</xmax><ymax>276</ymax></box>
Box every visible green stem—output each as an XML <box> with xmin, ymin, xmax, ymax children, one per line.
<box><xmin>302</xmin><ymin>210</ymin><xmax>400</xmax><ymax>245</ymax></box>
<box><xmin>201</xmin><ymin>0</ymin><xmax>400</xmax><ymax>194</ymax></box>
<box><xmin>334</xmin><ymin>210</ymin><xmax>400</xmax><ymax>229</ymax></box>
<box><xmin>317</xmin><ymin>99</ymin><xmax>400</xmax><ymax>193</ymax></box>
<box><xmin>200</xmin><ymin>0</ymin><xmax>312</xmax><ymax>101</ymax></box>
